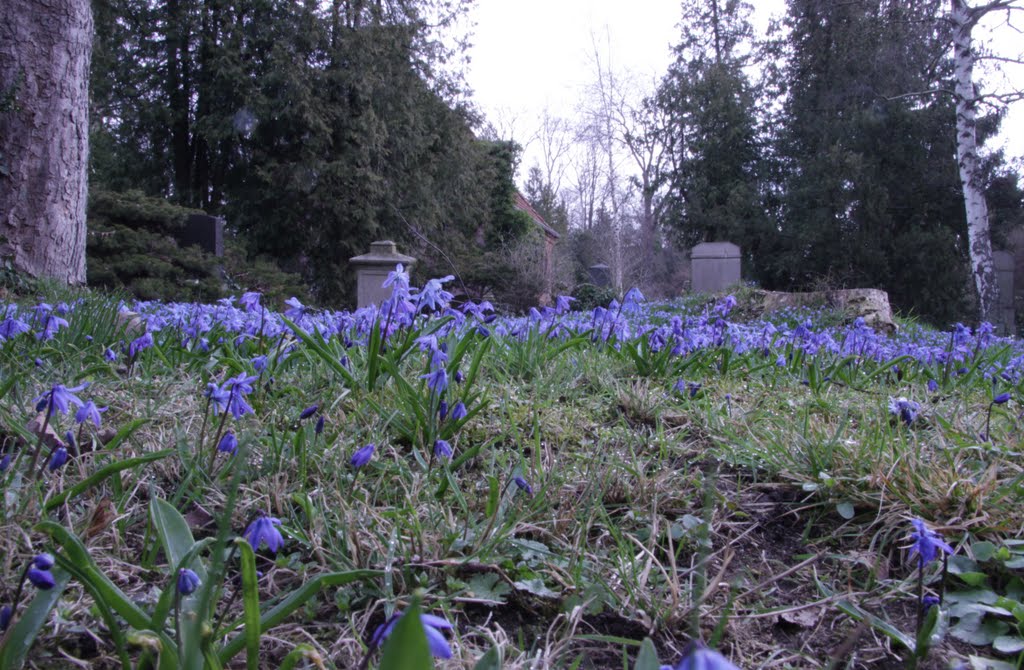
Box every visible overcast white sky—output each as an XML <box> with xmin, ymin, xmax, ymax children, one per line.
<box><xmin>461</xmin><ymin>0</ymin><xmax>1024</xmax><ymax>185</ymax></box>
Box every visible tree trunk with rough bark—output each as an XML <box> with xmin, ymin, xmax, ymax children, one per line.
<box><xmin>0</xmin><ymin>0</ymin><xmax>92</xmax><ymax>284</ymax></box>
<box><xmin>951</xmin><ymin>0</ymin><xmax>998</xmax><ymax>323</ymax></box>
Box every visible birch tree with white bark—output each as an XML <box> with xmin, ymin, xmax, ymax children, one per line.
<box><xmin>948</xmin><ymin>0</ymin><xmax>1023</xmax><ymax>322</ymax></box>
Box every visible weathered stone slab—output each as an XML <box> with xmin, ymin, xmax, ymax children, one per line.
<box><xmin>182</xmin><ymin>214</ymin><xmax>224</xmax><ymax>256</ymax></box>
<box><xmin>762</xmin><ymin>288</ymin><xmax>897</xmax><ymax>333</ymax></box>
<box><xmin>691</xmin><ymin>242</ymin><xmax>741</xmax><ymax>293</ymax></box>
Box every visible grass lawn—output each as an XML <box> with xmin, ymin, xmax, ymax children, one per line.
<box><xmin>1</xmin><ymin>271</ymin><xmax>1022</xmax><ymax>670</ymax></box>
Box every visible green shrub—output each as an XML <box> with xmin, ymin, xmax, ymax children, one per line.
<box><xmin>571</xmin><ymin>283</ymin><xmax>617</xmax><ymax>311</ymax></box>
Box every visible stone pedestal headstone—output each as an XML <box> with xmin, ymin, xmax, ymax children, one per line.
<box><xmin>690</xmin><ymin>242</ymin><xmax>740</xmax><ymax>293</ymax></box>
<box><xmin>349</xmin><ymin>240</ymin><xmax>417</xmax><ymax>308</ymax></box>
<box><xmin>994</xmin><ymin>250</ymin><xmax>1015</xmax><ymax>335</ymax></box>
<box><xmin>183</xmin><ymin>214</ymin><xmax>224</xmax><ymax>257</ymax></box>
<box><xmin>589</xmin><ymin>264</ymin><xmax>611</xmax><ymax>287</ymax></box>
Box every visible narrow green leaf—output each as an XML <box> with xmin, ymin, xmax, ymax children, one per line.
<box><xmin>280</xmin><ymin>316</ymin><xmax>357</xmax><ymax>387</ymax></box>
<box><xmin>45</xmin><ymin>449</ymin><xmax>173</xmax><ymax>511</ymax></box>
<box><xmin>148</xmin><ymin>538</ymin><xmax>215</xmax><ymax>632</ymax></box>
<box><xmin>472</xmin><ymin>646</ymin><xmax>502</xmax><ymax>670</ymax></box>
<box><xmin>379</xmin><ymin>600</ymin><xmax>433</xmax><ymax>670</ymax></box>
<box><xmin>633</xmin><ymin>638</ymin><xmax>660</xmax><ymax>670</ymax></box>
<box><xmin>816</xmin><ymin>573</ymin><xmax>915</xmax><ymax>651</ymax></box>
<box><xmin>914</xmin><ymin>603</ymin><xmax>939</xmax><ymax>658</ymax></box>
<box><xmin>485</xmin><ymin>475</ymin><xmax>500</xmax><ymax>518</ymax></box>
<box><xmin>277</xmin><ymin>644</ymin><xmax>320</xmax><ymax>670</ymax></box>
<box><xmin>0</xmin><ymin>567</ymin><xmax>69</xmax><ymax>669</ymax></box>
<box><xmin>236</xmin><ymin>538</ymin><xmax>262</xmax><ymax>670</ymax></box>
<box><xmin>218</xmin><ymin>570</ymin><xmax>381</xmax><ymax>662</ymax></box>
<box><xmin>151</xmin><ymin>497</ymin><xmax>205</xmax><ymax>580</ymax></box>
<box><xmin>35</xmin><ymin>521</ymin><xmax>151</xmax><ymax>630</ymax></box>
<box><xmin>99</xmin><ymin>417</ymin><xmax>150</xmax><ymax>452</ymax></box>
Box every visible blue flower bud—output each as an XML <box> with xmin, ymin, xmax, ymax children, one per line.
<box><xmin>33</xmin><ymin>553</ymin><xmax>55</xmax><ymax>570</ymax></box>
<box><xmin>177</xmin><ymin>568</ymin><xmax>201</xmax><ymax>596</ymax></box>
<box><xmin>217</xmin><ymin>431</ymin><xmax>238</xmax><ymax>455</ymax></box>
<box><xmin>433</xmin><ymin>440</ymin><xmax>452</xmax><ymax>460</ymax></box>
<box><xmin>27</xmin><ymin>567</ymin><xmax>55</xmax><ymax>590</ymax></box>
<box><xmin>351</xmin><ymin>443</ymin><xmax>375</xmax><ymax>469</ymax></box>
<box><xmin>47</xmin><ymin>447</ymin><xmax>68</xmax><ymax>471</ymax></box>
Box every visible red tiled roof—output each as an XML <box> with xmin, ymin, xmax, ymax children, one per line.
<box><xmin>514</xmin><ymin>191</ymin><xmax>560</xmax><ymax>240</ymax></box>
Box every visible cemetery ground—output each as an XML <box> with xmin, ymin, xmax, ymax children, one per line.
<box><xmin>1</xmin><ymin>274</ymin><xmax>1023</xmax><ymax>670</ymax></box>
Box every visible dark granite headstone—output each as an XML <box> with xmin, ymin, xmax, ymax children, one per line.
<box><xmin>589</xmin><ymin>264</ymin><xmax>611</xmax><ymax>287</ymax></box>
<box><xmin>183</xmin><ymin>214</ymin><xmax>224</xmax><ymax>257</ymax></box>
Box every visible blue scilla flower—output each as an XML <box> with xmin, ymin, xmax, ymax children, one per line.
<box><xmin>34</xmin><ymin>383</ymin><xmax>88</xmax><ymax>415</ymax></box>
<box><xmin>888</xmin><ymin>397</ymin><xmax>920</xmax><ymax>426</ymax></box>
<box><xmin>0</xmin><ymin>453</ymin><xmax>10</xmax><ymax>473</ymax></box>
<box><xmin>0</xmin><ymin>604</ymin><xmax>11</xmax><ymax>632</ymax></box>
<box><xmin>383</xmin><ymin>264</ymin><xmax>410</xmax><ymax>293</ymax></box>
<box><xmin>177</xmin><ymin>568</ymin><xmax>201</xmax><ymax>595</ymax></box>
<box><xmin>416</xmin><ymin>276</ymin><xmax>454</xmax><ymax>313</ymax></box>
<box><xmin>513</xmin><ymin>476</ymin><xmax>533</xmax><ymax>495</ymax></box>
<box><xmin>993</xmin><ymin>392</ymin><xmax>1011</xmax><ymax>405</ymax></box>
<box><xmin>315</xmin><ymin>415</ymin><xmax>325</xmax><ymax>435</ymax></box>
<box><xmin>371</xmin><ymin>610</ymin><xmax>453</xmax><ymax>659</ymax></box>
<box><xmin>450</xmin><ymin>401</ymin><xmax>468</xmax><ymax>421</ymax></box>
<box><xmin>433</xmin><ymin>440</ymin><xmax>452</xmax><ymax>460</ymax></box>
<box><xmin>283</xmin><ymin>297</ymin><xmax>306</xmax><ymax>319</ymax></box>
<box><xmin>219</xmin><ymin>373</ymin><xmax>257</xmax><ymax>420</ymax></box>
<box><xmin>48</xmin><ymin>447</ymin><xmax>69</xmax><ymax>471</ymax></box>
<box><xmin>129</xmin><ymin>331</ymin><xmax>154</xmax><ymax>358</ymax></box>
<box><xmin>422</xmin><ymin>368</ymin><xmax>448</xmax><ymax>395</ymax></box>
<box><xmin>218</xmin><ymin>431</ymin><xmax>238</xmax><ymax>456</ymax></box>
<box><xmin>909</xmin><ymin>518</ymin><xmax>954</xmax><ymax>568</ymax></box>
<box><xmin>75</xmin><ymin>400</ymin><xmax>108</xmax><ymax>427</ymax></box>
<box><xmin>351</xmin><ymin>443</ymin><xmax>375</xmax><ymax>468</ymax></box>
<box><xmin>662</xmin><ymin>642</ymin><xmax>740</xmax><ymax>670</ymax></box>
<box><xmin>927</xmin><ymin>379</ymin><xmax>939</xmax><ymax>393</ymax></box>
<box><xmin>622</xmin><ymin>287</ymin><xmax>645</xmax><ymax>314</ymax></box>
<box><xmin>244</xmin><ymin>515</ymin><xmax>284</xmax><ymax>555</ymax></box>
<box><xmin>299</xmin><ymin>404</ymin><xmax>319</xmax><ymax>420</ymax></box>
<box><xmin>239</xmin><ymin>292</ymin><xmax>262</xmax><ymax>313</ymax></box>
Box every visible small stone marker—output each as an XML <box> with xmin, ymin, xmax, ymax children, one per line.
<box><xmin>589</xmin><ymin>264</ymin><xmax>611</xmax><ymax>287</ymax></box>
<box><xmin>994</xmin><ymin>250</ymin><xmax>1015</xmax><ymax>335</ymax></box>
<box><xmin>183</xmin><ymin>214</ymin><xmax>224</xmax><ymax>257</ymax></box>
<box><xmin>690</xmin><ymin>242</ymin><xmax>741</xmax><ymax>293</ymax></box>
<box><xmin>349</xmin><ymin>240</ymin><xmax>416</xmax><ymax>308</ymax></box>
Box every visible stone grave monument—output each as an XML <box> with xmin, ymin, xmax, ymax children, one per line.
<box><xmin>183</xmin><ymin>214</ymin><xmax>224</xmax><ymax>256</ymax></box>
<box><xmin>350</xmin><ymin>240</ymin><xmax>416</xmax><ymax>308</ymax></box>
<box><xmin>589</xmin><ymin>264</ymin><xmax>611</xmax><ymax>287</ymax></box>
<box><xmin>994</xmin><ymin>250</ymin><xmax>1015</xmax><ymax>335</ymax></box>
<box><xmin>690</xmin><ymin>242</ymin><xmax>740</xmax><ymax>293</ymax></box>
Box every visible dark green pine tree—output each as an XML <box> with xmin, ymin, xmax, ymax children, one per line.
<box><xmin>90</xmin><ymin>0</ymin><xmax>531</xmax><ymax>305</ymax></box>
<box><xmin>654</xmin><ymin>0</ymin><xmax>770</xmax><ymax>278</ymax></box>
<box><xmin>523</xmin><ymin>166</ymin><xmax>569</xmax><ymax>236</ymax></box>
<box><xmin>770</xmin><ymin>0</ymin><xmax>978</xmax><ymax>324</ymax></box>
